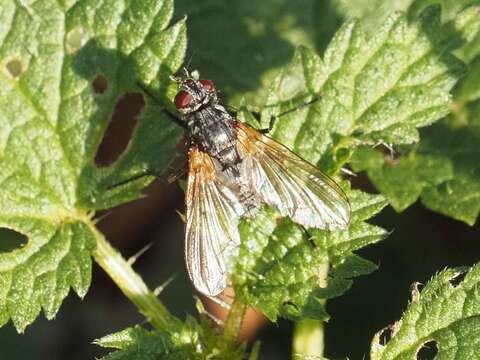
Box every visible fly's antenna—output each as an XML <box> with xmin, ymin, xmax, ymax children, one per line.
<box><xmin>171</xmin><ymin>51</ymin><xmax>198</xmax><ymax>83</ymax></box>
<box><xmin>184</xmin><ymin>51</ymin><xmax>196</xmax><ymax>72</ymax></box>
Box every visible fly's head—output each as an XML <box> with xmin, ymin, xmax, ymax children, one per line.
<box><xmin>172</xmin><ymin>73</ymin><xmax>217</xmax><ymax>114</ymax></box>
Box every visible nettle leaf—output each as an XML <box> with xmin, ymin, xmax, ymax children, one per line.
<box><xmin>232</xmin><ymin>5</ymin><xmax>462</xmax><ymax>321</ymax></box>
<box><xmin>96</xmin><ymin>325</ymin><xmax>192</xmax><ymax>360</ymax></box>
<box><xmin>0</xmin><ymin>0</ymin><xmax>185</xmax><ymax>332</ymax></box>
<box><xmin>261</xmin><ymin>6</ymin><xmax>464</xmax><ymax>173</ymax></box>
<box><xmin>408</xmin><ymin>0</ymin><xmax>480</xmax><ymax>22</ymax></box>
<box><xmin>326</xmin><ymin>0</ymin><xmax>480</xmax><ymax>30</ymax></box>
<box><xmin>96</xmin><ymin>318</ymin><xmax>249</xmax><ymax>360</ymax></box>
<box><xmin>353</xmin><ymin>121</ymin><xmax>480</xmax><ymax>223</ymax></box>
<box><xmin>174</xmin><ymin>0</ymin><xmax>321</xmax><ymax>107</ymax></box>
<box><xmin>233</xmin><ymin>190</ymin><xmax>388</xmax><ymax>322</ymax></box>
<box><xmin>352</xmin><ymin>6</ymin><xmax>480</xmax><ymax>224</ymax></box>
<box><xmin>370</xmin><ymin>263</ymin><xmax>480</xmax><ymax>359</ymax></box>
<box><xmin>324</xmin><ymin>0</ymin><xmax>414</xmax><ymax>31</ymax></box>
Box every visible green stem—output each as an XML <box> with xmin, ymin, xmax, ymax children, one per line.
<box><xmin>292</xmin><ymin>262</ymin><xmax>329</xmax><ymax>358</ymax></box>
<box><xmin>292</xmin><ymin>319</ymin><xmax>325</xmax><ymax>358</ymax></box>
<box><xmin>223</xmin><ymin>296</ymin><xmax>248</xmax><ymax>342</ymax></box>
<box><xmin>91</xmin><ymin>226</ymin><xmax>181</xmax><ymax>332</ymax></box>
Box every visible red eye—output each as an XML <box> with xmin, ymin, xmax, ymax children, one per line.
<box><xmin>200</xmin><ymin>79</ymin><xmax>215</xmax><ymax>91</ymax></box>
<box><xmin>174</xmin><ymin>90</ymin><xmax>193</xmax><ymax>109</ymax></box>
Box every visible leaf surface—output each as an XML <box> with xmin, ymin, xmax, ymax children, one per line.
<box><xmin>0</xmin><ymin>0</ymin><xmax>186</xmax><ymax>332</ymax></box>
<box><xmin>352</xmin><ymin>5</ymin><xmax>480</xmax><ymax>224</ymax></box>
<box><xmin>371</xmin><ymin>264</ymin><xmax>480</xmax><ymax>359</ymax></box>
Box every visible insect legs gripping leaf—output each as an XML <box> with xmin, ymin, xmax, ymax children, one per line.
<box><xmin>135</xmin><ymin>70</ymin><xmax>351</xmax><ymax>296</ymax></box>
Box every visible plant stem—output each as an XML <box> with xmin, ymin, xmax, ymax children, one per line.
<box><xmin>223</xmin><ymin>295</ymin><xmax>248</xmax><ymax>342</ymax></box>
<box><xmin>292</xmin><ymin>262</ymin><xmax>329</xmax><ymax>358</ymax></box>
<box><xmin>292</xmin><ymin>319</ymin><xmax>325</xmax><ymax>357</ymax></box>
<box><xmin>92</xmin><ymin>227</ymin><xmax>181</xmax><ymax>332</ymax></box>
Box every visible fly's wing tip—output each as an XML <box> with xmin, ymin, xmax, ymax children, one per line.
<box><xmin>193</xmin><ymin>278</ymin><xmax>226</xmax><ymax>297</ymax></box>
<box><xmin>336</xmin><ymin>218</ymin><xmax>350</xmax><ymax>230</ymax></box>
<box><xmin>339</xmin><ymin>206</ymin><xmax>352</xmax><ymax>228</ymax></box>
<box><xmin>187</xmin><ymin>259</ymin><xmax>227</xmax><ymax>296</ymax></box>
<box><xmin>331</xmin><ymin>206</ymin><xmax>351</xmax><ymax>230</ymax></box>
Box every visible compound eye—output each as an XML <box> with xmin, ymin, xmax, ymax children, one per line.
<box><xmin>200</xmin><ymin>79</ymin><xmax>215</xmax><ymax>91</ymax></box>
<box><xmin>174</xmin><ymin>90</ymin><xmax>193</xmax><ymax>109</ymax></box>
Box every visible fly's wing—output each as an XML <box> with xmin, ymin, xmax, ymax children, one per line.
<box><xmin>185</xmin><ymin>147</ymin><xmax>245</xmax><ymax>296</ymax></box>
<box><xmin>236</xmin><ymin>122</ymin><xmax>351</xmax><ymax>229</ymax></box>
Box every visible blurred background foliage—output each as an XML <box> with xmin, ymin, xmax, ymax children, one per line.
<box><xmin>1</xmin><ymin>0</ymin><xmax>479</xmax><ymax>358</ymax></box>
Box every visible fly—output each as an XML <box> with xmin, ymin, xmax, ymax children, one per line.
<box><xmin>139</xmin><ymin>70</ymin><xmax>351</xmax><ymax>297</ymax></box>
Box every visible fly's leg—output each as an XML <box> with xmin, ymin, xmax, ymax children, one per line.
<box><xmin>136</xmin><ymin>82</ymin><xmax>188</xmax><ymax>130</ymax></box>
<box><xmin>104</xmin><ymin>83</ymin><xmax>189</xmax><ymax>190</ymax></box>
<box><xmin>106</xmin><ymin>171</ymin><xmax>159</xmax><ymax>190</ymax></box>
<box><xmin>250</xmin><ymin>96</ymin><xmax>321</xmax><ymax>134</ymax></box>
<box><xmin>105</xmin><ymin>149</ymin><xmax>187</xmax><ymax>190</ymax></box>
<box><xmin>263</xmin><ymin>96</ymin><xmax>321</xmax><ymax>133</ymax></box>
<box><xmin>106</xmin><ymin>159</ymin><xmax>187</xmax><ymax>190</ymax></box>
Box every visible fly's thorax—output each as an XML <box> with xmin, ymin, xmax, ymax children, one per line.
<box><xmin>186</xmin><ymin>106</ymin><xmax>241</xmax><ymax>170</ymax></box>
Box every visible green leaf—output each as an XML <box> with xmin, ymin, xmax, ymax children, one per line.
<box><xmin>353</xmin><ymin>122</ymin><xmax>480</xmax><ymax>223</ymax></box>
<box><xmin>325</xmin><ymin>0</ymin><xmax>414</xmax><ymax>30</ymax></box>
<box><xmin>231</xmin><ymin>5</ymin><xmax>463</xmax><ymax>321</ymax></box>
<box><xmin>327</xmin><ymin>0</ymin><xmax>480</xmax><ymax>28</ymax></box>
<box><xmin>408</xmin><ymin>0</ymin><xmax>480</xmax><ymax>22</ymax></box>
<box><xmin>419</xmin><ymin>127</ymin><xmax>480</xmax><ymax>225</ymax></box>
<box><xmin>370</xmin><ymin>263</ymin><xmax>480</xmax><ymax>359</ymax></box>
<box><xmin>0</xmin><ymin>0</ymin><xmax>186</xmax><ymax>332</ymax></box>
<box><xmin>233</xmin><ymin>190</ymin><xmax>388</xmax><ymax>322</ymax></box>
<box><xmin>352</xmin><ymin>6</ymin><xmax>480</xmax><ymax>224</ymax></box>
<box><xmin>261</xmin><ymin>6</ymin><xmax>464</xmax><ymax>171</ymax></box>
<box><xmin>351</xmin><ymin>146</ymin><xmax>454</xmax><ymax>212</ymax></box>
<box><xmin>174</xmin><ymin>0</ymin><xmax>321</xmax><ymax>107</ymax></box>
<box><xmin>96</xmin><ymin>317</ymin><xmax>249</xmax><ymax>360</ymax></box>
<box><xmin>95</xmin><ymin>325</ymin><xmax>191</xmax><ymax>360</ymax></box>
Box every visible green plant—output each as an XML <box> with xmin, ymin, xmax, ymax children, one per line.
<box><xmin>0</xmin><ymin>0</ymin><xmax>479</xmax><ymax>358</ymax></box>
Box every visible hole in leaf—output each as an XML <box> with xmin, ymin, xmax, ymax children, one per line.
<box><xmin>95</xmin><ymin>93</ymin><xmax>145</xmax><ymax>167</ymax></box>
<box><xmin>416</xmin><ymin>341</ymin><xmax>438</xmax><ymax>360</ymax></box>
<box><xmin>379</xmin><ymin>327</ymin><xmax>393</xmax><ymax>346</ymax></box>
<box><xmin>66</xmin><ymin>27</ymin><xmax>87</xmax><ymax>53</ymax></box>
<box><xmin>5</xmin><ymin>58</ymin><xmax>23</xmax><ymax>78</ymax></box>
<box><xmin>0</xmin><ymin>228</ymin><xmax>28</xmax><ymax>253</ymax></box>
<box><xmin>449</xmin><ymin>271</ymin><xmax>466</xmax><ymax>287</ymax></box>
<box><xmin>92</xmin><ymin>74</ymin><xmax>108</xmax><ymax>94</ymax></box>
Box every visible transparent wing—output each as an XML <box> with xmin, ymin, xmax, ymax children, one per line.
<box><xmin>236</xmin><ymin>122</ymin><xmax>351</xmax><ymax>229</ymax></box>
<box><xmin>185</xmin><ymin>147</ymin><xmax>245</xmax><ymax>296</ymax></box>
